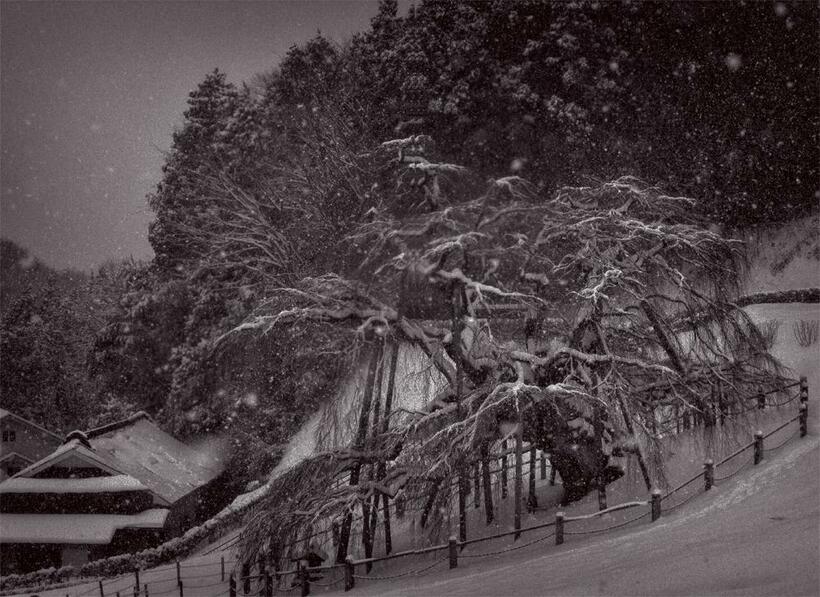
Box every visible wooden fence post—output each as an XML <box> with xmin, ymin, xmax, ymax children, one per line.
<box><xmin>99</xmin><ymin>580</ymin><xmax>104</xmax><ymax>597</ymax></box>
<box><xmin>528</xmin><ymin>446</ymin><xmax>537</xmax><ymax>511</ymax></box>
<box><xmin>754</xmin><ymin>431</ymin><xmax>764</xmax><ymax>465</ymax></box>
<box><xmin>229</xmin><ymin>573</ymin><xmax>236</xmax><ymax>597</ymax></box>
<box><xmin>500</xmin><ymin>439</ymin><xmax>509</xmax><ymax>498</ymax></box>
<box><xmin>134</xmin><ymin>570</ymin><xmax>140</xmax><ymax>597</ymax></box>
<box><xmin>540</xmin><ymin>451</ymin><xmax>547</xmax><ymax>480</ymax></box>
<box><xmin>221</xmin><ymin>556</ymin><xmax>225</xmax><ymax>582</ymax></box>
<box><xmin>757</xmin><ymin>392</ymin><xmax>766</xmax><ymax>410</ymax></box>
<box><xmin>598</xmin><ymin>483</ymin><xmax>608</xmax><ymax>511</ymax></box>
<box><xmin>800</xmin><ymin>403</ymin><xmax>808</xmax><ymax>437</ymax></box>
<box><xmin>555</xmin><ymin>512</ymin><xmax>564</xmax><ymax>545</ymax></box>
<box><xmin>176</xmin><ymin>561</ymin><xmax>181</xmax><ymax>586</ymax></box>
<box><xmin>651</xmin><ymin>489</ymin><xmax>662</xmax><ymax>521</ymax></box>
<box><xmin>344</xmin><ymin>556</ymin><xmax>355</xmax><ymax>592</ymax></box>
<box><xmin>704</xmin><ymin>459</ymin><xmax>714</xmax><ymax>491</ymax></box>
<box><xmin>481</xmin><ymin>443</ymin><xmax>494</xmax><ymax>524</ymax></box>
<box><xmin>449</xmin><ymin>536</ymin><xmax>458</xmax><ymax>569</ymax></box>
<box><xmin>800</xmin><ymin>376</ymin><xmax>808</xmax><ymax>404</ymax></box>
<box><xmin>265</xmin><ymin>572</ymin><xmax>272</xmax><ymax>597</ymax></box>
<box><xmin>514</xmin><ymin>418</ymin><xmax>524</xmax><ymax>540</ymax></box>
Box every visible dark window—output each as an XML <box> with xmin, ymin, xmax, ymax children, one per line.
<box><xmin>2</xmin><ymin>430</ymin><xmax>15</xmax><ymax>442</ymax></box>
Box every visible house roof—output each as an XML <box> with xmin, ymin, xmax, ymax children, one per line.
<box><xmin>13</xmin><ymin>439</ymin><xmax>123</xmax><ymax>482</ymax></box>
<box><xmin>0</xmin><ymin>452</ymin><xmax>33</xmax><ymax>466</ymax></box>
<box><xmin>84</xmin><ymin>413</ymin><xmax>223</xmax><ymax>504</ymax></box>
<box><xmin>9</xmin><ymin>412</ymin><xmax>223</xmax><ymax>504</ymax></box>
<box><xmin>0</xmin><ymin>409</ymin><xmax>62</xmax><ymax>441</ymax></box>
<box><xmin>0</xmin><ymin>509</ymin><xmax>169</xmax><ymax>544</ymax></box>
<box><xmin>0</xmin><ymin>474</ymin><xmax>147</xmax><ymax>494</ymax></box>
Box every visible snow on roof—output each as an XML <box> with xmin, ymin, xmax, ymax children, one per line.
<box><xmin>86</xmin><ymin>416</ymin><xmax>222</xmax><ymax>504</ymax></box>
<box><xmin>0</xmin><ymin>474</ymin><xmax>147</xmax><ymax>494</ymax></box>
<box><xmin>14</xmin><ymin>439</ymin><xmax>121</xmax><ymax>480</ymax></box>
<box><xmin>0</xmin><ymin>509</ymin><xmax>169</xmax><ymax>544</ymax></box>
<box><xmin>11</xmin><ymin>414</ymin><xmax>222</xmax><ymax>504</ymax></box>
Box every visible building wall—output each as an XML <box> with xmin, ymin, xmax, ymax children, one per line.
<box><xmin>0</xmin><ymin>453</ymin><xmax>32</xmax><ymax>481</ymax></box>
<box><xmin>0</xmin><ymin>417</ymin><xmax>61</xmax><ymax>471</ymax></box>
<box><xmin>0</xmin><ymin>490</ymin><xmax>155</xmax><ymax>514</ymax></box>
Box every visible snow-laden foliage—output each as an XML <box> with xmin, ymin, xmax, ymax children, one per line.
<box><xmin>228</xmin><ymin>139</ymin><xmax>785</xmax><ymax>565</ymax></box>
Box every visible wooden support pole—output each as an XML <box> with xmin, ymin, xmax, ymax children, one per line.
<box><xmin>458</xmin><ymin>473</ymin><xmax>468</xmax><ymax>543</ymax></box>
<box><xmin>336</xmin><ymin>342</ymin><xmax>381</xmax><ymax>564</ymax></box>
<box><xmin>99</xmin><ymin>580</ymin><xmax>104</xmax><ymax>597</ymax></box>
<box><xmin>718</xmin><ymin>382</ymin><xmax>726</xmax><ymax>426</ymax></box>
<box><xmin>481</xmin><ymin>443</ymin><xmax>494</xmax><ymax>524</ymax></box>
<box><xmin>500</xmin><ymin>440</ymin><xmax>509</xmax><ymax>498</ymax></box>
<box><xmin>527</xmin><ymin>446</ymin><xmax>537</xmax><ymax>511</ymax></box>
<box><xmin>344</xmin><ymin>556</ymin><xmax>355</xmax><ymax>592</ymax></box>
<box><xmin>615</xmin><ymin>392</ymin><xmax>652</xmax><ymax>491</ymax></box>
<box><xmin>176</xmin><ymin>561</ymin><xmax>181</xmax><ymax>586</ymax></box>
<box><xmin>800</xmin><ymin>376</ymin><xmax>808</xmax><ymax>404</ymax></box>
<box><xmin>651</xmin><ymin>489</ymin><xmax>662</xmax><ymax>521</ymax></box>
<box><xmin>754</xmin><ymin>431</ymin><xmax>764</xmax><ymax>465</ymax></box>
<box><xmin>380</xmin><ymin>341</ymin><xmax>400</xmax><ymax>555</ymax></box>
<box><xmin>300</xmin><ymin>562</ymin><xmax>310</xmax><ymax>597</ymax></box>
<box><xmin>134</xmin><ymin>570</ymin><xmax>140</xmax><ymax>597</ymax></box>
<box><xmin>242</xmin><ymin>562</ymin><xmax>251</xmax><ymax>595</ymax></box>
<box><xmin>229</xmin><ymin>574</ymin><xmax>236</xmax><ymax>597</ymax></box>
<box><xmin>704</xmin><ymin>459</ymin><xmax>714</xmax><ymax>491</ymax></box>
<box><xmin>473</xmin><ymin>460</ymin><xmax>481</xmax><ymax>508</ymax></box>
<box><xmin>449</xmin><ymin>536</ymin><xmax>458</xmax><ymax>569</ymax></box>
<box><xmin>221</xmin><ymin>556</ymin><xmax>225</xmax><ymax>582</ymax></box>
<box><xmin>598</xmin><ymin>484</ymin><xmax>608</xmax><ymax>511</ymax></box>
<box><xmin>265</xmin><ymin>573</ymin><xmax>272</xmax><ymax>597</ymax></box>
<box><xmin>420</xmin><ymin>478</ymin><xmax>440</xmax><ymax>529</ymax></box>
<box><xmin>540</xmin><ymin>451</ymin><xmax>547</xmax><ymax>480</ymax></box>
<box><xmin>452</xmin><ymin>277</ymin><xmax>468</xmax><ymax>545</ymax></box>
<box><xmin>800</xmin><ymin>403</ymin><xmax>808</xmax><ymax>437</ymax></box>
<box><xmin>365</xmin><ymin>344</ymin><xmax>387</xmax><ymax>569</ymax></box>
<box><xmin>555</xmin><ymin>512</ymin><xmax>564</xmax><ymax>545</ymax></box>
<box><xmin>514</xmin><ymin>418</ymin><xmax>524</xmax><ymax>540</ymax></box>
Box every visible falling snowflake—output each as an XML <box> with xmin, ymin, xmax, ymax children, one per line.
<box><xmin>725</xmin><ymin>53</ymin><xmax>742</xmax><ymax>72</ymax></box>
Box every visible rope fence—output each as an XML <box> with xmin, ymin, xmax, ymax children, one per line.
<box><xmin>27</xmin><ymin>377</ymin><xmax>810</xmax><ymax>597</ymax></box>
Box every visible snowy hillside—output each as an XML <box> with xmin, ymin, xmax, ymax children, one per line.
<box><xmin>20</xmin><ymin>212</ymin><xmax>818</xmax><ymax>597</ymax></box>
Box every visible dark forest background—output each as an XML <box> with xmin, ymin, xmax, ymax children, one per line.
<box><xmin>2</xmin><ymin>0</ymin><xmax>817</xmax><ymax>483</ymax></box>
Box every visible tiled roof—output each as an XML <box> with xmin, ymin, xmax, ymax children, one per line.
<box><xmin>86</xmin><ymin>414</ymin><xmax>223</xmax><ymax>503</ymax></box>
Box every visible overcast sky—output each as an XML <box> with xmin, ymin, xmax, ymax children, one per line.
<box><xmin>1</xmin><ymin>0</ymin><xmax>393</xmax><ymax>271</ymax></box>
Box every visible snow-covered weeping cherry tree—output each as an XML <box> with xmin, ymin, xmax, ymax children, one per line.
<box><xmin>222</xmin><ymin>135</ymin><xmax>784</xmax><ymax>566</ymax></box>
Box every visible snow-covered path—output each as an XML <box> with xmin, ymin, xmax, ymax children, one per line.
<box><xmin>331</xmin><ymin>433</ymin><xmax>819</xmax><ymax>597</ymax></box>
